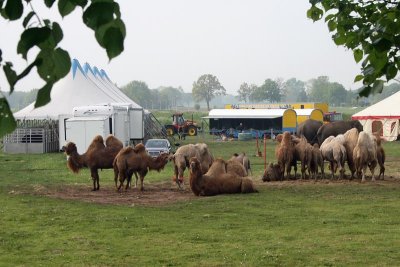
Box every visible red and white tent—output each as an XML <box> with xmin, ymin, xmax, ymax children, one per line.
<box><xmin>352</xmin><ymin>91</ymin><xmax>400</xmax><ymax>141</ymax></box>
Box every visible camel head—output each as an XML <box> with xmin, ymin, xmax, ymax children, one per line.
<box><xmin>262</xmin><ymin>163</ymin><xmax>281</xmax><ymax>182</ymax></box>
<box><xmin>275</xmin><ymin>134</ymin><xmax>283</xmax><ymax>143</ymax></box>
<box><xmin>189</xmin><ymin>157</ymin><xmax>201</xmax><ymax>175</ymax></box>
<box><xmin>152</xmin><ymin>152</ymin><xmax>170</xmax><ymax>172</ymax></box>
<box><xmin>351</xmin><ymin>120</ymin><xmax>363</xmax><ymax>132</ymax></box>
<box><xmin>62</xmin><ymin>142</ymin><xmax>78</xmax><ymax>156</ymax></box>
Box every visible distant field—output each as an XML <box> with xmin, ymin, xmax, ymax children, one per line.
<box><xmin>1</xmin><ymin>133</ymin><xmax>400</xmax><ymax>265</ymax></box>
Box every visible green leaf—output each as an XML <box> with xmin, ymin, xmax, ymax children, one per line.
<box><xmin>34</xmin><ymin>82</ymin><xmax>53</xmax><ymax>108</ymax></box>
<box><xmin>58</xmin><ymin>0</ymin><xmax>77</xmax><ymax>17</ymax></box>
<box><xmin>354</xmin><ymin>74</ymin><xmax>364</xmax><ymax>82</ymax></box>
<box><xmin>307</xmin><ymin>6</ymin><xmax>324</xmax><ymax>21</ymax></box>
<box><xmin>37</xmin><ymin>48</ymin><xmax>71</xmax><ymax>82</ymax></box>
<box><xmin>333</xmin><ymin>34</ymin><xmax>346</xmax><ymax>45</ymax></box>
<box><xmin>324</xmin><ymin>14</ymin><xmax>335</xmax><ymax>22</ymax></box>
<box><xmin>327</xmin><ymin>19</ymin><xmax>337</xmax><ymax>32</ymax></box>
<box><xmin>83</xmin><ymin>2</ymin><xmax>115</xmax><ymax>30</ymax></box>
<box><xmin>22</xmin><ymin>11</ymin><xmax>35</xmax><ymax>28</ymax></box>
<box><xmin>94</xmin><ymin>19</ymin><xmax>125</xmax><ymax>59</ymax></box>
<box><xmin>51</xmin><ymin>22</ymin><xmax>63</xmax><ymax>45</ymax></box>
<box><xmin>373</xmin><ymin>38</ymin><xmax>392</xmax><ymax>53</ymax></box>
<box><xmin>17</xmin><ymin>27</ymin><xmax>51</xmax><ymax>59</ymax></box>
<box><xmin>38</xmin><ymin>22</ymin><xmax>64</xmax><ymax>49</ymax></box>
<box><xmin>44</xmin><ymin>0</ymin><xmax>56</xmax><ymax>8</ymax></box>
<box><xmin>353</xmin><ymin>49</ymin><xmax>363</xmax><ymax>63</ymax></box>
<box><xmin>17</xmin><ymin>58</ymin><xmax>42</xmax><ymax>81</ymax></box>
<box><xmin>0</xmin><ymin>97</ymin><xmax>17</xmax><ymax>137</ymax></box>
<box><xmin>4</xmin><ymin>0</ymin><xmax>23</xmax><ymax>20</ymax></box>
<box><xmin>358</xmin><ymin>86</ymin><xmax>371</xmax><ymax>98</ymax></box>
<box><xmin>3</xmin><ymin>62</ymin><xmax>17</xmax><ymax>92</ymax></box>
<box><xmin>386</xmin><ymin>64</ymin><xmax>398</xmax><ymax>80</ymax></box>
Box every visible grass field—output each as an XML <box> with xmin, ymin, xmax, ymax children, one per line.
<box><xmin>1</xmin><ymin>135</ymin><xmax>400</xmax><ymax>266</ymax></box>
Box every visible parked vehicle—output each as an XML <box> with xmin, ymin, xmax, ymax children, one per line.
<box><xmin>144</xmin><ymin>139</ymin><xmax>171</xmax><ymax>157</ymax></box>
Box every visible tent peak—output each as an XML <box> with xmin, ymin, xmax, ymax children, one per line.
<box><xmin>72</xmin><ymin>59</ymin><xmax>86</xmax><ymax>79</ymax></box>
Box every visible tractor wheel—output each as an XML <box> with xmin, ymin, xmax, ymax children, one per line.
<box><xmin>165</xmin><ymin>126</ymin><xmax>175</xmax><ymax>136</ymax></box>
<box><xmin>187</xmin><ymin>125</ymin><xmax>198</xmax><ymax>136</ymax></box>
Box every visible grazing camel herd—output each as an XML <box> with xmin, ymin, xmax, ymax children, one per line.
<box><xmin>63</xmin><ymin>134</ymin><xmax>257</xmax><ymax>196</ymax></box>
<box><xmin>262</xmin><ymin>119</ymin><xmax>385</xmax><ymax>183</ymax></box>
<box><xmin>63</xmin><ymin>119</ymin><xmax>387</xmax><ymax>197</ymax></box>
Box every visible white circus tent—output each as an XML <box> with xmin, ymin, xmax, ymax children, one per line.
<box><xmin>14</xmin><ymin>59</ymin><xmax>141</xmax><ymax>119</ymax></box>
<box><xmin>5</xmin><ymin>59</ymin><xmax>145</xmax><ymax>153</ymax></box>
<box><xmin>352</xmin><ymin>91</ymin><xmax>400</xmax><ymax>141</ymax></box>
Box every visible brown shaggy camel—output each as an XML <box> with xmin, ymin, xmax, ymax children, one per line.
<box><xmin>205</xmin><ymin>157</ymin><xmax>247</xmax><ymax>177</ymax></box>
<box><xmin>292</xmin><ymin>135</ymin><xmax>313</xmax><ymax>179</ymax></box>
<box><xmin>230</xmin><ymin>153</ymin><xmax>252</xmax><ymax>176</ymax></box>
<box><xmin>343</xmin><ymin>128</ymin><xmax>359</xmax><ymax>179</ymax></box>
<box><xmin>171</xmin><ymin>143</ymin><xmax>214</xmax><ymax>188</ymax></box>
<box><xmin>262</xmin><ymin>163</ymin><xmax>281</xmax><ymax>182</ymax></box>
<box><xmin>113</xmin><ymin>143</ymin><xmax>170</xmax><ymax>191</ymax></box>
<box><xmin>226</xmin><ymin>159</ymin><xmax>247</xmax><ymax>177</ymax></box>
<box><xmin>63</xmin><ymin>135</ymin><xmax>123</xmax><ymax>191</ymax></box>
<box><xmin>374</xmin><ymin>133</ymin><xmax>386</xmax><ymax>180</ymax></box>
<box><xmin>310</xmin><ymin>143</ymin><xmax>324</xmax><ymax>180</ymax></box>
<box><xmin>189</xmin><ymin>157</ymin><xmax>257</xmax><ymax>196</ymax></box>
<box><xmin>353</xmin><ymin>132</ymin><xmax>377</xmax><ymax>182</ymax></box>
<box><xmin>275</xmin><ymin>131</ymin><xmax>295</xmax><ymax>180</ymax></box>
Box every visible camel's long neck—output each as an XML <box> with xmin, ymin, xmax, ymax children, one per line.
<box><xmin>189</xmin><ymin>167</ymin><xmax>203</xmax><ymax>195</ymax></box>
<box><xmin>148</xmin><ymin>157</ymin><xmax>166</xmax><ymax>171</ymax></box>
<box><xmin>67</xmin><ymin>151</ymin><xmax>87</xmax><ymax>172</ymax></box>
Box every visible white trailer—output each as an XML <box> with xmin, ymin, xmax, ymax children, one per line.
<box><xmin>65</xmin><ymin>103</ymin><xmax>143</xmax><ymax>153</ymax></box>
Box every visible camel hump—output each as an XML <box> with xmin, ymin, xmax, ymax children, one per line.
<box><xmin>120</xmin><ymin>147</ymin><xmax>134</xmax><ymax>155</ymax></box>
<box><xmin>92</xmin><ymin>135</ymin><xmax>104</xmax><ymax>144</ymax></box>
<box><xmin>105</xmin><ymin>135</ymin><xmax>123</xmax><ymax>148</ymax></box>
<box><xmin>133</xmin><ymin>143</ymin><xmax>146</xmax><ymax>153</ymax></box>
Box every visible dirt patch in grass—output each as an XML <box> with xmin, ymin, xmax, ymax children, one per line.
<box><xmin>10</xmin><ymin>174</ymin><xmax>400</xmax><ymax>207</ymax></box>
<box><xmin>26</xmin><ymin>181</ymin><xmax>198</xmax><ymax>207</ymax></box>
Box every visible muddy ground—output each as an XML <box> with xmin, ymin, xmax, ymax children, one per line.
<box><xmin>17</xmin><ymin>173</ymin><xmax>400</xmax><ymax>207</ymax></box>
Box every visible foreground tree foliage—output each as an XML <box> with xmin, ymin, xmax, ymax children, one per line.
<box><xmin>192</xmin><ymin>74</ymin><xmax>226</xmax><ymax>111</ymax></box>
<box><xmin>308</xmin><ymin>0</ymin><xmax>400</xmax><ymax>97</ymax></box>
<box><xmin>0</xmin><ymin>0</ymin><xmax>125</xmax><ymax>137</ymax></box>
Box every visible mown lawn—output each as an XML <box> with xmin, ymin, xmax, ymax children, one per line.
<box><xmin>1</xmin><ymin>136</ymin><xmax>400</xmax><ymax>266</ymax></box>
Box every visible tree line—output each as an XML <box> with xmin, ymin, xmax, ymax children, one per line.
<box><xmin>5</xmin><ymin>75</ymin><xmax>400</xmax><ymax>112</ymax></box>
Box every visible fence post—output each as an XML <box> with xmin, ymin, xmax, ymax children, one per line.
<box><xmin>264</xmin><ymin>133</ymin><xmax>267</xmax><ymax>170</ymax></box>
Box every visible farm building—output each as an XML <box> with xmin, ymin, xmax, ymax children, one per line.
<box><xmin>294</xmin><ymin>109</ymin><xmax>324</xmax><ymax>124</ymax></box>
<box><xmin>352</xmin><ymin>91</ymin><xmax>400</xmax><ymax>141</ymax></box>
<box><xmin>3</xmin><ymin>59</ymin><xmax>164</xmax><ymax>154</ymax></box>
<box><xmin>204</xmin><ymin>108</ymin><xmax>297</xmax><ymax>137</ymax></box>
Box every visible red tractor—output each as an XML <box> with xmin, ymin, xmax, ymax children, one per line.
<box><xmin>164</xmin><ymin>113</ymin><xmax>200</xmax><ymax>136</ymax></box>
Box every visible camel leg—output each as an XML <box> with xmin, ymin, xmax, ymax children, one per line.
<box><xmin>140</xmin><ymin>175</ymin><xmax>145</xmax><ymax>191</ymax></box>
<box><xmin>90</xmin><ymin>168</ymin><xmax>99</xmax><ymax>191</ymax></box>
<box><xmin>379</xmin><ymin>164</ymin><xmax>385</xmax><ymax>180</ymax></box>
<box><xmin>361</xmin><ymin>165</ymin><xmax>367</xmax><ymax>182</ymax></box>
<box><xmin>321</xmin><ymin>161</ymin><xmax>325</xmax><ymax>179</ymax></box>
<box><xmin>134</xmin><ymin>172</ymin><xmax>139</xmax><ymax>188</ymax></box>
<box><xmin>330</xmin><ymin>162</ymin><xmax>335</xmax><ymax>180</ymax></box>
<box><xmin>300</xmin><ymin>162</ymin><xmax>306</xmax><ymax>180</ymax></box>
<box><xmin>370</xmin><ymin>160</ymin><xmax>377</xmax><ymax>182</ymax></box>
<box><xmin>113</xmin><ymin>166</ymin><xmax>119</xmax><ymax>190</ymax></box>
<box><xmin>117</xmin><ymin>170</ymin><xmax>125</xmax><ymax>191</ymax></box>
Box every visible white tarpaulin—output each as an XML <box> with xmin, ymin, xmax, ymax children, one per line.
<box><xmin>14</xmin><ymin>59</ymin><xmax>141</xmax><ymax>120</ymax></box>
<box><xmin>352</xmin><ymin>91</ymin><xmax>400</xmax><ymax>141</ymax></box>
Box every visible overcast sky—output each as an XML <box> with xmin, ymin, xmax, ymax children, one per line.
<box><xmin>0</xmin><ymin>0</ymin><xmax>362</xmax><ymax>95</ymax></box>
